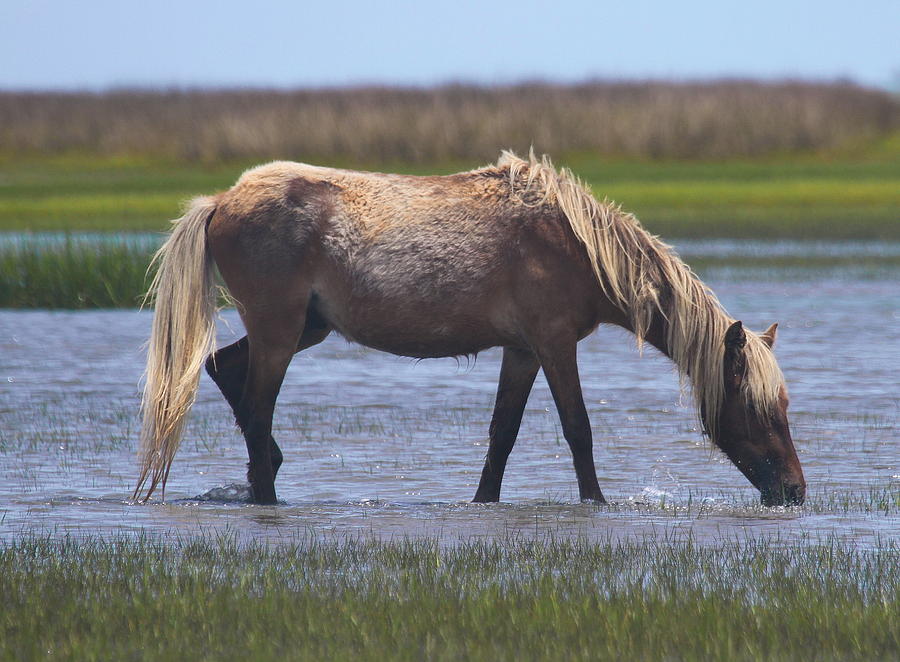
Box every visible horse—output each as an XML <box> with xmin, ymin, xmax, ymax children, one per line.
<box><xmin>134</xmin><ymin>151</ymin><xmax>806</xmax><ymax>507</ymax></box>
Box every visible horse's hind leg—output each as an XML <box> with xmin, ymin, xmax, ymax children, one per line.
<box><xmin>473</xmin><ymin>347</ymin><xmax>540</xmax><ymax>502</ymax></box>
<box><xmin>235</xmin><ymin>301</ymin><xmax>310</xmax><ymax>504</ymax></box>
<box><xmin>537</xmin><ymin>341</ymin><xmax>606</xmax><ymax>503</ymax></box>
<box><xmin>206</xmin><ymin>316</ymin><xmax>331</xmax><ymax>479</ymax></box>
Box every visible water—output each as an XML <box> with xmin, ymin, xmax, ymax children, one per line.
<box><xmin>1</xmin><ymin>241</ymin><xmax>897</xmax><ymax>546</ymax></box>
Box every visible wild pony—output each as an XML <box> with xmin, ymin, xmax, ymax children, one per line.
<box><xmin>134</xmin><ymin>151</ymin><xmax>806</xmax><ymax>506</ymax></box>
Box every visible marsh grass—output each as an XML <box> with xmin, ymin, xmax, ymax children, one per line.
<box><xmin>1</xmin><ymin>533</ymin><xmax>897</xmax><ymax>661</ymax></box>
<box><xmin>0</xmin><ymin>236</ymin><xmax>155</xmax><ymax>308</ymax></box>
<box><xmin>1</xmin><ymin>82</ymin><xmax>897</xmax><ymax>239</ymax></box>
<box><xmin>2</xmin><ymin>82</ymin><xmax>897</xmax><ymax>163</ymax></box>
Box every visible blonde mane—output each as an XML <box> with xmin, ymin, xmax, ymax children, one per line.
<box><xmin>497</xmin><ymin>150</ymin><xmax>784</xmax><ymax>442</ymax></box>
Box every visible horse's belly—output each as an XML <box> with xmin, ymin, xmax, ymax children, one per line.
<box><xmin>313</xmin><ymin>237</ymin><xmax>521</xmax><ymax>356</ymax></box>
<box><xmin>347</xmin><ymin>332</ymin><xmax>496</xmax><ymax>359</ymax></box>
<box><xmin>341</xmin><ymin>314</ymin><xmax>507</xmax><ymax>358</ymax></box>
<box><xmin>319</xmin><ymin>292</ymin><xmax>513</xmax><ymax>358</ymax></box>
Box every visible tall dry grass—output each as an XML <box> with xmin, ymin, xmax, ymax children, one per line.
<box><xmin>1</xmin><ymin>81</ymin><xmax>897</xmax><ymax>163</ymax></box>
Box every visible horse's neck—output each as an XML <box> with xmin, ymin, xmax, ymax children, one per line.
<box><xmin>608</xmin><ymin>276</ymin><xmax>728</xmax><ymax>382</ymax></box>
<box><xmin>628</xmin><ymin>303</ymin><xmax>675</xmax><ymax>361</ymax></box>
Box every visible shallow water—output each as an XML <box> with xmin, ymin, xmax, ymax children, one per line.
<box><xmin>1</xmin><ymin>241</ymin><xmax>898</xmax><ymax>546</ymax></box>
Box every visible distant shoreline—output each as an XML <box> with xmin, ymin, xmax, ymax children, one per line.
<box><xmin>2</xmin><ymin>81</ymin><xmax>897</xmax><ymax>163</ymax></box>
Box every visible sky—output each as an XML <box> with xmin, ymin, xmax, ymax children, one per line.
<box><xmin>1</xmin><ymin>0</ymin><xmax>898</xmax><ymax>90</ymax></box>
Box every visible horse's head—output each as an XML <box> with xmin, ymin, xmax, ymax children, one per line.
<box><xmin>710</xmin><ymin>321</ymin><xmax>806</xmax><ymax>506</ymax></box>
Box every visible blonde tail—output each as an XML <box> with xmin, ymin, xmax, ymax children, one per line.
<box><xmin>134</xmin><ymin>197</ymin><xmax>219</xmax><ymax>502</ymax></box>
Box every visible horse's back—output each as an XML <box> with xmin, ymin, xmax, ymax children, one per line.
<box><xmin>212</xmin><ymin>159</ymin><xmax>520</xmax><ymax>292</ymax></box>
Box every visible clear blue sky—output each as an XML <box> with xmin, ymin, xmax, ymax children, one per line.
<box><xmin>2</xmin><ymin>0</ymin><xmax>897</xmax><ymax>90</ymax></box>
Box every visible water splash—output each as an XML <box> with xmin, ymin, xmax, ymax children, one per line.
<box><xmin>191</xmin><ymin>483</ymin><xmax>252</xmax><ymax>503</ymax></box>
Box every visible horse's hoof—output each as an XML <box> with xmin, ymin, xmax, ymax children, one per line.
<box><xmin>249</xmin><ymin>485</ymin><xmax>278</xmax><ymax>505</ymax></box>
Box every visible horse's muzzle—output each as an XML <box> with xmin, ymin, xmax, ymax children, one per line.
<box><xmin>760</xmin><ymin>481</ymin><xmax>806</xmax><ymax>507</ymax></box>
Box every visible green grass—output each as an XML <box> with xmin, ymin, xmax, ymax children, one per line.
<box><xmin>1</xmin><ymin>137</ymin><xmax>898</xmax><ymax>238</ymax></box>
<box><xmin>0</xmin><ymin>237</ymin><xmax>155</xmax><ymax>308</ymax></box>
<box><xmin>1</xmin><ymin>533</ymin><xmax>897</xmax><ymax>661</ymax></box>
<box><xmin>565</xmin><ymin>139</ymin><xmax>900</xmax><ymax>239</ymax></box>
<box><xmin>0</xmin><ymin>155</ymin><xmax>242</xmax><ymax>231</ymax></box>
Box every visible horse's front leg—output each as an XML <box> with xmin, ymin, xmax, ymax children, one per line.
<box><xmin>537</xmin><ymin>341</ymin><xmax>606</xmax><ymax>503</ymax></box>
<box><xmin>472</xmin><ymin>347</ymin><xmax>540</xmax><ymax>502</ymax></box>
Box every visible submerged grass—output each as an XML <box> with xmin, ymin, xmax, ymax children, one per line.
<box><xmin>1</xmin><ymin>533</ymin><xmax>897</xmax><ymax>661</ymax></box>
<box><xmin>2</xmin><ymin>394</ymin><xmax>898</xmax><ymax>516</ymax></box>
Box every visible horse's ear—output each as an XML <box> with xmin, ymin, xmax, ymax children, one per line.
<box><xmin>724</xmin><ymin>320</ymin><xmax>746</xmax><ymax>351</ymax></box>
<box><xmin>723</xmin><ymin>321</ymin><xmax>747</xmax><ymax>390</ymax></box>
<box><xmin>760</xmin><ymin>322</ymin><xmax>778</xmax><ymax>349</ymax></box>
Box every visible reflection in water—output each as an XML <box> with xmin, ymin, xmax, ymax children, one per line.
<box><xmin>0</xmin><ymin>244</ymin><xmax>898</xmax><ymax>547</ymax></box>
